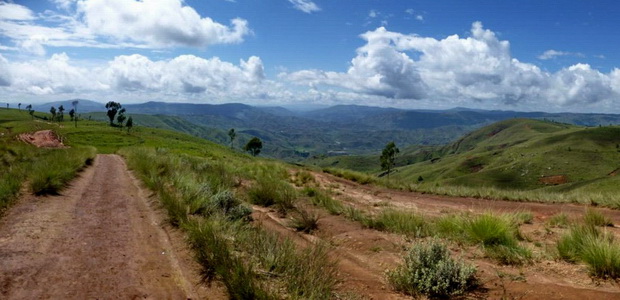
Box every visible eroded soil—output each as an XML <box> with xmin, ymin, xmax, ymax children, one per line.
<box><xmin>0</xmin><ymin>154</ymin><xmax>221</xmax><ymax>299</ymax></box>
<box><xmin>18</xmin><ymin>130</ymin><xmax>66</xmax><ymax>148</ymax></box>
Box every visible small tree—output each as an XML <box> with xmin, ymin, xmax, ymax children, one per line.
<box><xmin>117</xmin><ymin>108</ymin><xmax>127</xmax><ymax>127</ymax></box>
<box><xmin>50</xmin><ymin>106</ymin><xmax>57</xmax><ymax>121</ymax></box>
<box><xmin>380</xmin><ymin>141</ymin><xmax>399</xmax><ymax>181</ymax></box>
<box><xmin>72</xmin><ymin>100</ymin><xmax>79</xmax><ymax>127</ymax></box>
<box><xmin>244</xmin><ymin>137</ymin><xmax>263</xmax><ymax>157</ymax></box>
<box><xmin>69</xmin><ymin>109</ymin><xmax>75</xmax><ymax>121</ymax></box>
<box><xmin>18</xmin><ymin>103</ymin><xmax>21</xmax><ymax>111</ymax></box>
<box><xmin>126</xmin><ymin>116</ymin><xmax>133</xmax><ymax>133</ymax></box>
<box><xmin>58</xmin><ymin>105</ymin><xmax>65</xmax><ymax>122</ymax></box>
<box><xmin>26</xmin><ymin>104</ymin><xmax>33</xmax><ymax>120</ymax></box>
<box><xmin>105</xmin><ymin>101</ymin><xmax>122</xmax><ymax>126</ymax></box>
<box><xmin>228</xmin><ymin>128</ymin><xmax>236</xmax><ymax>149</ymax></box>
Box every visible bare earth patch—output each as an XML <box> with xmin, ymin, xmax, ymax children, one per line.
<box><xmin>0</xmin><ymin>154</ymin><xmax>223</xmax><ymax>299</ymax></box>
<box><xmin>539</xmin><ymin>175</ymin><xmax>568</xmax><ymax>185</ymax></box>
<box><xmin>18</xmin><ymin>130</ymin><xmax>66</xmax><ymax>148</ymax></box>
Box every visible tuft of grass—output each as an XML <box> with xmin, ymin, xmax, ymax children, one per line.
<box><xmin>463</xmin><ymin>213</ymin><xmax>531</xmax><ymax>265</ymax></box>
<box><xmin>290</xmin><ymin>206</ymin><xmax>320</xmax><ymax>234</ymax></box>
<box><xmin>305</xmin><ymin>187</ymin><xmax>343</xmax><ymax>215</ymax></box>
<box><xmin>511</xmin><ymin>211</ymin><xmax>534</xmax><ymax>225</ymax></box>
<box><xmin>293</xmin><ymin>170</ymin><xmax>315</xmax><ymax>186</ymax></box>
<box><xmin>368</xmin><ymin>209</ymin><xmax>431</xmax><ymax>237</ymax></box>
<box><xmin>248</xmin><ymin>176</ymin><xmax>297</xmax><ymax>213</ymax></box>
<box><xmin>323</xmin><ymin>168</ymin><xmax>375</xmax><ymax>185</ymax></box>
<box><xmin>387</xmin><ymin>240</ymin><xmax>478</xmax><ymax>298</ymax></box>
<box><xmin>584</xmin><ymin>208</ymin><xmax>613</xmax><ymax>227</ymax></box>
<box><xmin>547</xmin><ymin>212</ymin><xmax>569</xmax><ymax>228</ymax></box>
<box><xmin>557</xmin><ymin>224</ymin><xmax>620</xmax><ymax>279</ymax></box>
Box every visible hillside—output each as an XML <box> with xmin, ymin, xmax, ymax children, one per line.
<box><xmin>391</xmin><ymin>119</ymin><xmax>620</xmax><ymax>200</ymax></box>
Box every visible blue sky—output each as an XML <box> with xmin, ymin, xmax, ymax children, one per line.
<box><xmin>1</xmin><ymin>0</ymin><xmax>620</xmax><ymax>112</ymax></box>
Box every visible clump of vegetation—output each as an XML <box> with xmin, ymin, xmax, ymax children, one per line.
<box><xmin>303</xmin><ymin>187</ymin><xmax>343</xmax><ymax>215</ymax></box>
<box><xmin>463</xmin><ymin>213</ymin><xmax>531</xmax><ymax>265</ymax></box>
<box><xmin>247</xmin><ymin>175</ymin><xmax>297</xmax><ymax>213</ymax></box>
<box><xmin>547</xmin><ymin>212</ymin><xmax>570</xmax><ymax>228</ymax></box>
<box><xmin>293</xmin><ymin>170</ymin><xmax>315</xmax><ymax>186</ymax></box>
<box><xmin>30</xmin><ymin>147</ymin><xmax>96</xmax><ymax>195</ymax></box>
<box><xmin>323</xmin><ymin>167</ymin><xmax>375</xmax><ymax>185</ymax></box>
<box><xmin>290</xmin><ymin>206</ymin><xmax>320</xmax><ymax>233</ymax></box>
<box><xmin>368</xmin><ymin>209</ymin><xmax>430</xmax><ymax>238</ymax></box>
<box><xmin>387</xmin><ymin>240</ymin><xmax>477</xmax><ymax>298</ymax></box>
<box><xmin>557</xmin><ymin>224</ymin><xmax>620</xmax><ymax>279</ymax></box>
<box><xmin>584</xmin><ymin>208</ymin><xmax>613</xmax><ymax>227</ymax></box>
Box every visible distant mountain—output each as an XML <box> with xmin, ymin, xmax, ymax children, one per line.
<box><xmin>40</xmin><ymin>100</ymin><xmax>620</xmax><ymax>160</ymax></box>
<box><xmin>33</xmin><ymin>99</ymin><xmax>105</xmax><ymax>113</ymax></box>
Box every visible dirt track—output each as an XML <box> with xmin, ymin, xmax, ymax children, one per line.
<box><xmin>0</xmin><ymin>154</ymin><xmax>217</xmax><ymax>299</ymax></box>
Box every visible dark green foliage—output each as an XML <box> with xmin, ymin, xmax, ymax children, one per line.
<box><xmin>105</xmin><ymin>101</ymin><xmax>122</xmax><ymax>126</ymax></box>
<box><xmin>380</xmin><ymin>141</ymin><xmax>399</xmax><ymax>179</ymax></box>
<box><xmin>387</xmin><ymin>240</ymin><xmax>477</xmax><ymax>298</ymax></box>
<box><xmin>126</xmin><ymin>116</ymin><xmax>133</xmax><ymax>132</ymax></box>
<box><xmin>244</xmin><ymin>136</ymin><xmax>262</xmax><ymax>156</ymax></box>
<box><xmin>228</xmin><ymin>128</ymin><xmax>236</xmax><ymax>149</ymax></box>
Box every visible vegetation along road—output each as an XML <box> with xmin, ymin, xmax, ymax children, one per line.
<box><xmin>0</xmin><ymin>154</ymin><xmax>215</xmax><ymax>299</ymax></box>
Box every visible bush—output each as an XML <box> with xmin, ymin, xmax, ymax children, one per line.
<box><xmin>387</xmin><ymin>240</ymin><xmax>477</xmax><ymax>298</ymax></box>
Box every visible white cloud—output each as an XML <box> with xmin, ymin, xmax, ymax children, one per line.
<box><xmin>77</xmin><ymin>0</ymin><xmax>250</xmax><ymax>48</ymax></box>
<box><xmin>369</xmin><ymin>10</ymin><xmax>377</xmax><ymax>18</ymax></box>
<box><xmin>0</xmin><ymin>52</ymin><xmax>283</xmax><ymax>103</ymax></box>
<box><xmin>0</xmin><ymin>2</ymin><xmax>36</xmax><ymax>20</ymax></box>
<box><xmin>0</xmin><ymin>0</ymin><xmax>251</xmax><ymax>53</ymax></box>
<box><xmin>288</xmin><ymin>0</ymin><xmax>320</xmax><ymax>14</ymax></box>
<box><xmin>284</xmin><ymin>22</ymin><xmax>620</xmax><ymax>110</ymax></box>
<box><xmin>538</xmin><ymin>49</ymin><xmax>583</xmax><ymax>60</ymax></box>
<box><xmin>405</xmin><ymin>8</ymin><xmax>424</xmax><ymax>21</ymax></box>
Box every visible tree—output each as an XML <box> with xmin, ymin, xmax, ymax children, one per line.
<box><xmin>105</xmin><ymin>101</ymin><xmax>122</xmax><ymax>126</ymax></box>
<box><xmin>69</xmin><ymin>109</ymin><xmax>75</xmax><ymax>121</ymax></box>
<box><xmin>126</xmin><ymin>116</ymin><xmax>133</xmax><ymax>133</ymax></box>
<box><xmin>58</xmin><ymin>105</ymin><xmax>65</xmax><ymax>122</ymax></box>
<box><xmin>228</xmin><ymin>128</ymin><xmax>236</xmax><ymax>149</ymax></box>
<box><xmin>26</xmin><ymin>104</ymin><xmax>33</xmax><ymax>120</ymax></box>
<box><xmin>117</xmin><ymin>109</ymin><xmax>127</xmax><ymax>127</ymax></box>
<box><xmin>18</xmin><ymin>103</ymin><xmax>21</xmax><ymax>111</ymax></box>
<box><xmin>380</xmin><ymin>141</ymin><xmax>399</xmax><ymax>180</ymax></box>
<box><xmin>50</xmin><ymin>106</ymin><xmax>57</xmax><ymax>121</ymax></box>
<box><xmin>72</xmin><ymin>100</ymin><xmax>79</xmax><ymax>128</ymax></box>
<box><xmin>244</xmin><ymin>137</ymin><xmax>263</xmax><ymax>157</ymax></box>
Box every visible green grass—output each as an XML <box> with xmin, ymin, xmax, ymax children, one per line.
<box><xmin>584</xmin><ymin>208</ymin><xmax>613</xmax><ymax>227</ymax></box>
<box><xmin>290</xmin><ymin>206</ymin><xmax>320</xmax><ymax>233</ymax></box>
<box><xmin>557</xmin><ymin>224</ymin><xmax>620</xmax><ymax>279</ymax></box>
<box><xmin>547</xmin><ymin>212</ymin><xmax>570</xmax><ymax>228</ymax></box>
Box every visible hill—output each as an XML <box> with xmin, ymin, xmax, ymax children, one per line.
<box><xmin>391</xmin><ymin>119</ymin><xmax>620</xmax><ymax>199</ymax></box>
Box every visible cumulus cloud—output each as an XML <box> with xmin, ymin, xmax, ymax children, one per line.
<box><xmin>0</xmin><ymin>0</ymin><xmax>251</xmax><ymax>53</ymax></box>
<box><xmin>288</xmin><ymin>0</ymin><xmax>320</xmax><ymax>14</ymax></box>
<box><xmin>77</xmin><ymin>0</ymin><xmax>250</xmax><ymax>47</ymax></box>
<box><xmin>284</xmin><ymin>22</ymin><xmax>620</xmax><ymax>110</ymax></box>
<box><xmin>0</xmin><ymin>52</ymin><xmax>279</xmax><ymax>102</ymax></box>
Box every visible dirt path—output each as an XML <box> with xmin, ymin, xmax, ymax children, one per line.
<box><xmin>0</xmin><ymin>154</ymin><xmax>218</xmax><ymax>299</ymax></box>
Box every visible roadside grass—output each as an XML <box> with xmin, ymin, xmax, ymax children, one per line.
<box><xmin>30</xmin><ymin>147</ymin><xmax>96</xmax><ymax>195</ymax></box>
<box><xmin>547</xmin><ymin>212</ymin><xmax>570</xmax><ymax>228</ymax></box>
<box><xmin>122</xmin><ymin>147</ymin><xmax>338</xmax><ymax>299</ymax></box>
<box><xmin>290</xmin><ymin>206</ymin><xmax>320</xmax><ymax>233</ymax></box>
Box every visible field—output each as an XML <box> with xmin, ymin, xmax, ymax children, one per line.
<box><xmin>1</xmin><ymin>108</ymin><xmax>619</xmax><ymax>299</ymax></box>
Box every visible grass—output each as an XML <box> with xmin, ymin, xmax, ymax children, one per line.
<box><xmin>547</xmin><ymin>212</ymin><xmax>570</xmax><ymax>228</ymax></box>
<box><xmin>367</xmin><ymin>209</ymin><xmax>430</xmax><ymax>238</ymax></box>
<box><xmin>584</xmin><ymin>208</ymin><xmax>613</xmax><ymax>227</ymax></box>
<box><xmin>122</xmin><ymin>146</ymin><xmax>338</xmax><ymax>298</ymax></box>
<box><xmin>387</xmin><ymin>240</ymin><xmax>478</xmax><ymax>298</ymax></box>
<box><xmin>303</xmin><ymin>187</ymin><xmax>344</xmax><ymax>215</ymax></box>
<box><xmin>557</xmin><ymin>224</ymin><xmax>620</xmax><ymax>279</ymax></box>
<box><xmin>290</xmin><ymin>206</ymin><xmax>320</xmax><ymax>233</ymax></box>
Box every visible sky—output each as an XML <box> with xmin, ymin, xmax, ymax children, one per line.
<box><xmin>1</xmin><ymin>0</ymin><xmax>620</xmax><ymax>113</ymax></box>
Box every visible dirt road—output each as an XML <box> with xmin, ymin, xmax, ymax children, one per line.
<box><xmin>0</xmin><ymin>154</ymin><xmax>215</xmax><ymax>299</ymax></box>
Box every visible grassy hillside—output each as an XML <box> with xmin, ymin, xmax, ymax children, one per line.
<box><xmin>391</xmin><ymin>119</ymin><xmax>620</xmax><ymax>207</ymax></box>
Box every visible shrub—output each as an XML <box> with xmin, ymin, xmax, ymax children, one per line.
<box><xmin>387</xmin><ymin>240</ymin><xmax>477</xmax><ymax>298</ymax></box>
